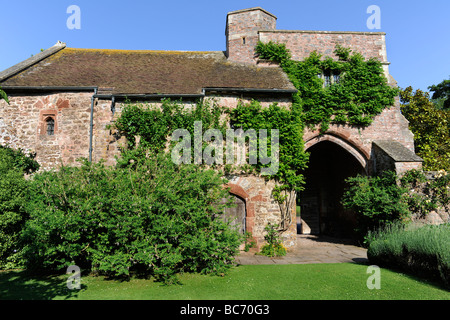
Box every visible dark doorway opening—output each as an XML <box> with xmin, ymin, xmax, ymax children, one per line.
<box><xmin>298</xmin><ymin>141</ymin><xmax>365</xmax><ymax>238</ymax></box>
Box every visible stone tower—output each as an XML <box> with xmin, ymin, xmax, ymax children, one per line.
<box><xmin>225</xmin><ymin>7</ymin><xmax>277</xmax><ymax>63</ymax></box>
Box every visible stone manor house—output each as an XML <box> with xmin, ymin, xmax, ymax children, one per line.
<box><xmin>0</xmin><ymin>7</ymin><xmax>423</xmax><ymax>247</ymax></box>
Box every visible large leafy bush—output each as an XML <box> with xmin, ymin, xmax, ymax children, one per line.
<box><xmin>342</xmin><ymin>169</ymin><xmax>450</xmax><ymax>243</ymax></box>
<box><xmin>341</xmin><ymin>171</ymin><xmax>410</xmax><ymax>239</ymax></box>
<box><xmin>23</xmin><ymin>153</ymin><xmax>241</xmax><ymax>283</ymax></box>
<box><xmin>0</xmin><ymin>146</ymin><xmax>39</xmax><ymax>269</ymax></box>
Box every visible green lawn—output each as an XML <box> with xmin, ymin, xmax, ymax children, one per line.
<box><xmin>1</xmin><ymin>263</ymin><xmax>449</xmax><ymax>300</ymax></box>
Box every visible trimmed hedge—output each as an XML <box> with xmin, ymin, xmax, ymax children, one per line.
<box><xmin>367</xmin><ymin>222</ymin><xmax>450</xmax><ymax>287</ymax></box>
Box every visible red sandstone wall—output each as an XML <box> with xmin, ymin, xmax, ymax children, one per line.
<box><xmin>0</xmin><ymin>93</ymin><xmax>92</xmax><ymax>170</ymax></box>
<box><xmin>259</xmin><ymin>30</ymin><xmax>388</xmax><ymax>63</ymax></box>
<box><xmin>226</xmin><ymin>8</ymin><xmax>277</xmax><ymax>64</ymax></box>
<box><xmin>303</xmin><ymin>101</ymin><xmax>416</xmax><ymax>174</ymax></box>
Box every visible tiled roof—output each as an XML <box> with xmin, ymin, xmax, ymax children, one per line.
<box><xmin>0</xmin><ymin>45</ymin><xmax>296</xmax><ymax>95</ymax></box>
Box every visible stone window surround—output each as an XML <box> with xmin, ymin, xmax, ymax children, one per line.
<box><xmin>39</xmin><ymin>109</ymin><xmax>58</xmax><ymax>136</ymax></box>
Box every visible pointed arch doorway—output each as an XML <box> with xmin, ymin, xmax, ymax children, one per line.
<box><xmin>299</xmin><ymin>136</ymin><xmax>367</xmax><ymax>238</ymax></box>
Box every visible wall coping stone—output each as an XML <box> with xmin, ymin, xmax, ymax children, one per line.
<box><xmin>373</xmin><ymin>140</ymin><xmax>423</xmax><ymax>162</ymax></box>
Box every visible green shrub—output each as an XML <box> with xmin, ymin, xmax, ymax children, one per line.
<box><xmin>366</xmin><ymin>222</ymin><xmax>450</xmax><ymax>287</ymax></box>
<box><xmin>0</xmin><ymin>146</ymin><xmax>39</xmax><ymax>269</ymax></box>
<box><xmin>341</xmin><ymin>171</ymin><xmax>410</xmax><ymax>240</ymax></box>
<box><xmin>258</xmin><ymin>223</ymin><xmax>287</xmax><ymax>257</ymax></box>
<box><xmin>243</xmin><ymin>231</ymin><xmax>256</xmax><ymax>252</ymax></box>
<box><xmin>23</xmin><ymin>153</ymin><xmax>241</xmax><ymax>283</ymax></box>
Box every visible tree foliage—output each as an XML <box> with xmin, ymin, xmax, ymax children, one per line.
<box><xmin>342</xmin><ymin>169</ymin><xmax>450</xmax><ymax>243</ymax></box>
<box><xmin>400</xmin><ymin>87</ymin><xmax>450</xmax><ymax>171</ymax></box>
<box><xmin>428</xmin><ymin>77</ymin><xmax>450</xmax><ymax>110</ymax></box>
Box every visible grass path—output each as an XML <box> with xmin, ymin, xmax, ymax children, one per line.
<box><xmin>1</xmin><ymin>263</ymin><xmax>448</xmax><ymax>300</ymax></box>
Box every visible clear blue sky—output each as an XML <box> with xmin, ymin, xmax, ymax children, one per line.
<box><xmin>1</xmin><ymin>0</ymin><xmax>449</xmax><ymax>92</ymax></box>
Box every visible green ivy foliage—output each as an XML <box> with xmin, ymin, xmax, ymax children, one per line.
<box><xmin>229</xmin><ymin>100</ymin><xmax>308</xmax><ymax>194</ymax></box>
<box><xmin>114</xmin><ymin>98</ymin><xmax>309</xmax><ymax>232</ymax></box>
<box><xmin>255</xmin><ymin>41</ymin><xmax>399</xmax><ymax>131</ymax></box>
<box><xmin>114</xmin><ymin>98</ymin><xmax>227</xmax><ymax>153</ymax></box>
<box><xmin>229</xmin><ymin>100</ymin><xmax>309</xmax><ymax>231</ymax></box>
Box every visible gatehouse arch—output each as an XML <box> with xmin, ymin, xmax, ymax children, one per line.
<box><xmin>299</xmin><ymin>135</ymin><xmax>368</xmax><ymax>238</ymax></box>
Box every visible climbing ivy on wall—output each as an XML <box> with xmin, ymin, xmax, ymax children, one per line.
<box><xmin>229</xmin><ymin>100</ymin><xmax>309</xmax><ymax>231</ymax></box>
<box><xmin>113</xmin><ymin>98</ymin><xmax>309</xmax><ymax>232</ymax></box>
<box><xmin>113</xmin><ymin>43</ymin><xmax>400</xmax><ymax>233</ymax></box>
<box><xmin>114</xmin><ymin>98</ymin><xmax>226</xmax><ymax>151</ymax></box>
<box><xmin>113</xmin><ymin>98</ymin><xmax>227</xmax><ymax>166</ymax></box>
<box><xmin>255</xmin><ymin>41</ymin><xmax>399</xmax><ymax>131</ymax></box>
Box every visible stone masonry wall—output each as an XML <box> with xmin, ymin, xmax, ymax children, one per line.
<box><xmin>303</xmin><ymin>99</ymin><xmax>416</xmax><ymax>174</ymax></box>
<box><xmin>259</xmin><ymin>30</ymin><xmax>388</xmax><ymax>62</ymax></box>
<box><xmin>226</xmin><ymin>7</ymin><xmax>391</xmax><ymax>82</ymax></box>
<box><xmin>226</xmin><ymin>8</ymin><xmax>277</xmax><ymax>63</ymax></box>
<box><xmin>94</xmin><ymin>96</ymin><xmax>295</xmax><ymax>248</ymax></box>
<box><xmin>0</xmin><ymin>92</ymin><xmax>420</xmax><ymax>248</ymax></box>
<box><xmin>259</xmin><ymin>30</ymin><xmax>391</xmax><ymax>79</ymax></box>
<box><xmin>0</xmin><ymin>93</ymin><xmax>92</xmax><ymax>170</ymax></box>
<box><xmin>226</xmin><ymin>175</ymin><xmax>297</xmax><ymax>249</ymax></box>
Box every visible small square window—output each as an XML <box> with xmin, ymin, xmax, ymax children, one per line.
<box><xmin>319</xmin><ymin>70</ymin><xmax>341</xmax><ymax>87</ymax></box>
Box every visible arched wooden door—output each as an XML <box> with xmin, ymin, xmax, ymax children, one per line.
<box><xmin>221</xmin><ymin>194</ymin><xmax>246</xmax><ymax>235</ymax></box>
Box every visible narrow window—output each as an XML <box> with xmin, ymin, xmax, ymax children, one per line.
<box><xmin>46</xmin><ymin>118</ymin><xmax>55</xmax><ymax>136</ymax></box>
<box><xmin>333</xmin><ymin>73</ymin><xmax>340</xmax><ymax>84</ymax></box>
<box><xmin>242</xmin><ymin>37</ymin><xmax>246</xmax><ymax>45</ymax></box>
<box><xmin>324</xmin><ymin>71</ymin><xmax>331</xmax><ymax>87</ymax></box>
